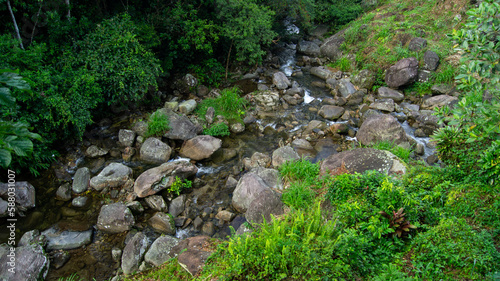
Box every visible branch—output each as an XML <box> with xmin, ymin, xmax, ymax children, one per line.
<box><xmin>6</xmin><ymin>0</ymin><xmax>24</xmax><ymax>50</ymax></box>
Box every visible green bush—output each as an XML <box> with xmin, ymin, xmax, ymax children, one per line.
<box><xmin>282</xmin><ymin>181</ymin><xmax>315</xmax><ymax>209</ymax></box>
<box><xmin>168</xmin><ymin>176</ymin><xmax>192</xmax><ymax>196</ymax></box>
<box><xmin>145</xmin><ymin>110</ymin><xmax>171</xmax><ymax>138</ymax></box>
<box><xmin>203</xmin><ymin>123</ymin><xmax>230</xmax><ymax>137</ymax></box>
<box><xmin>279</xmin><ymin>159</ymin><xmax>319</xmax><ymax>183</ymax></box>
<box><xmin>370</xmin><ymin>140</ymin><xmax>411</xmax><ymax>162</ymax></box>
<box><xmin>196</xmin><ymin>86</ymin><xmax>248</xmax><ymax>123</ymax></box>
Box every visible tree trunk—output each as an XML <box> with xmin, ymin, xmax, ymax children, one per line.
<box><xmin>225</xmin><ymin>40</ymin><xmax>233</xmax><ymax>80</ymax></box>
<box><xmin>65</xmin><ymin>0</ymin><xmax>71</xmax><ymax>19</ymax></box>
<box><xmin>6</xmin><ymin>0</ymin><xmax>24</xmax><ymax>50</ymax></box>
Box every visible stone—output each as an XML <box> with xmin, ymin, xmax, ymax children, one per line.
<box><xmin>320</xmin><ymin>29</ymin><xmax>345</xmax><ymax>60</ymax></box>
<box><xmin>351</xmin><ymin>69</ymin><xmax>376</xmax><ymax>89</ymax></box>
<box><xmin>297</xmin><ymin>40</ymin><xmax>321</xmax><ymax>57</ymax></box>
<box><xmin>122</xmin><ymin>146</ymin><xmax>136</xmax><ymax>162</ymax></box>
<box><xmin>246</xmin><ymin>189</ymin><xmax>284</xmax><ymax>225</ymax></box>
<box><xmin>179</xmin><ymin>99</ymin><xmax>197</xmax><ymax>115</ymax></box>
<box><xmin>119</xmin><ymin>129</ymin><xmax>136</xmax><ymax>147</ymax></box>
<box><xmin>164</xmin><ymin>101</ymin><xmax>179</xmax><ymax>111</ymax></box>
<box><xmin>303</xmin><ymin>120</ymin><xmax>326</xmax><ymax>135</ymax></box>
<box><xmin>122</xmin><ymin>232</ymin><xmax>149</xmax><ymax>275</ymax></box>
<box><xmin>193</xmin><ymin>217</ymin><xmax>203</xmax><ymax>230</ymax></box>
<box><xmin>50</xmin><ymin>251</ymin><xmax>70</xmax><ymax>269</ymax></box>
<box><xmin>385</xmin><ymin>57</ymin><xmax>419</xmax><ymax>88</ymax></box>
<box><xmin>56</xmin><ymin>183</ymin><xmax>72</xmax><ymax>201</ymax></box>
<box><xmin>202</xmin><ymin>222</ymin><xmax>215</xmax><ymax>236</ymax></box>
<box><xmin>169</xmin><ymin>195</ymin><xmax>186</xmax><ymax>218</ymax></box>
<box><xmin>96</xmin><ymin>203</ymin><xmax>135</xmax><ymax>233</ymax></box>
<box><xmin>71</xmin><ymin>196</ymin><xmax>88</xmax><ymax>208</ymax></box>
<box><xmin>272</xmin><ymin>72</ymin><xmax>291</xmax><ymax>90</ymax></box>
<box><xmin>424</xmin><ymin>50</ymin><xmax>440</xmax><ymax>71</ymax></box>
<box><xmin>85</xmin><ymin>145</ymin><xmax>108</xmax><ymax>158</ymax></box>
<box><xmin>431</xmin><ymin>84</ymin><xmax>453</xmax><ymax>95</ymax></box>
<box><xmin>134</xmin><ymin>161</ymin><xmax>198</xmax><ymax>198</ymax></box>
<box><xmin>149</xmin><ymin>212</ymin><xmax>176</xmax><ymax>235</ymax></box>
<box><xmin>272</xmin><ymin>146</ymin><xmax>300</xmax><ymax>168</ymax></box>
<box><xmin>163</xmin><ymin>110</ymin><xmax>203</xmax><ymax>140</ymax></box>
<box><xmin>144</xmin><ymin>236</ymin><xmax>180</xmax><ymax>266</ymax></box>
<box><xmin>378</xmin><ymin>87</ymin><xmax>405</xmax><ymax>102</ymax></box>
<box><xmin>418</xmin><ymin>70</ymin><xmax>431</xmax><ymax>82</ymax></box>
<box><xmin>320</xmin><ymin>148</ymin><xmax>406</xmax><ymax>176</ymax></box>
<box><xmin>0</xmin><ymin>244</ymin><xmax>49</xmax><ymax>281</ymax></box>
<box><xmin>42</xmin><ymin>227</ymin><xmax>92</xmax><ymax>250</ymax></box>
<box><xmin>318</xmin><ymin>105</ymin><xmax>345</xmax><ymax>120</ymax></box>
<box><xmin>230</xmin><ymin>122</ymin><xmax>245</xmax><ymax>134</ymax></box>
<box><xmin>205</xmin><ymin>107</ymin><xmax>215</xmax><ymax>124</ymax></box>
<box><xmin>90</xmin><ymin>163</ymin><xmax>133</xmax><ymax>191</ymax></box>
<box><xmin>112</xmin><ymin>248</ymin><xmax>122</xmax><ymax>262</ymax></box>
<box><xmin>252</xmin><ymin>167</ymin><xmax>283</xmax><ymax>190</ymax></box>
<box><xmin>18</xmin><ymin>230</ymin><xmax>45</xmax><ymax>247</ymax></box>
<box><xmin>133</xmin><ymin>121</ymin><xmax>148</xmax><ymax>137</ymax></box>
<box><xmin>421</xmin><ymin>95</ymin><xmax>458</xmax><ymax>110</ymax></box>
<box><xmin>175</xmin><ymin>236</ymin><xmax>213</xmax><ymax>276</ymax></box>
<box><xmin>408</xmin><ymin>37</ymin><xmax>427</xmax><ymax>51</ymax></box>
<box><xmin>145</xmin><ymin>195</ymin><xmax>168</xmax><ymax>212</ymax></box>
<box><xmin>252</xmin><ymin>90</ymin><xmax>280</xmax><ymax>110</ymax></box>
<box><xmin>140</xmin><ymin>137</ymin><xmax>172</xmax><ymax>164</ymax></box>
<box><xmin>216</xmin><ymin>210</ymin><xmax>235</xmax><ymax>222</ymax></box>
<box><xmin>126</xmin><ymin>201</ymin><xmax>144</xmax><ymax>215</ymax></box>
<box><xmin>232</xmin><ymin>173</ymin><xmax>271</xmax><ymax>213</ymax></box>
<box><xmin>369</xmin><ymin>99</ymin><xmax>395</xmax><ymax>112</ymax></box>
<box><xmin>357</xmin><ymin>114</ymin><xmax>407</xmax><ymax>146</ymax></box>
<box><xmin>180</xmin><ymin>135</ymin><xmax>222</xmax><ymax>161</ymax></box>
<box><xmin>0</xmin><ymin>181</ymin><xmax>36</xmax><ymax>214</ymax></box>
<box><xmin>72</xmin><ymin>167</ymin><xmax>90</xmax><ymax>194</ymax></box>
<box><xmin>310</xmin><ymin>67</ymin><xmax>333</xmax><ymax>80</ymax></box>
<box><xmin>337</xmin><ymin>78</ymin><xmax>356</xmax><ymax>98</ymax></box>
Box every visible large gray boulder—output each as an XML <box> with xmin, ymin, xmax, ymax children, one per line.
<box><xmin>369</xmin><ymin>99</ymin><xmax>395</xmax><ymax>112</ymax></box>
<box><xmin>319</xmin><ymin>105</ymin><xmax>345</xmax><ymax>120</ymax></box>
<box><xmin>148</xmin><ymin>212</ymin><xmax>176</xmax><ymax>235</ymax></box>
<box><xmin>421</xmin><ymin>95</ymin><xmax>458</xmax><ymax>110</ymax></box>
<box><xmin>408</xmin><ymin>37</ymin><xmax>427</xmax><ymax>52</ymax></box>
<box><xmin>232</xmin><ymin>173</ymin><xmax>271</xmax><ymax>213</ymax></box>
<box><xmin>246</xmin><ymin>189</ymin><xmax>284</xmax><ymax>225</ymax></box>
<box><xmin>351</xmin><ymin>69</ymin><xmax>376</xmax><ymax>90</ymax></box>
<box><xmin>271</xmin><ymin>146</ymin><xmax>300</xmax><ymax>168</ymax></box>
<box><xmin>179</xmin><ymin>99</ymin><xmax>197</xmax><ymax>115</ymax></box>
<box><xmin>96</xmin><ymin>203</ymin><xmax>135</xmax><ymax>233</ymax></box>
<box><xmin>0</xmin><ymin>181</ymin><xmax>36</xmax><ymax>215</ymax></box>
<box><xmin>85</xmin><ymin>145</ymin><xmax>108</xmax><ymax>158</ymax></box>
<box><xmin>272</xmin><ymin>72</ymin><xmax>291</xmax><ymax>90</ymax></box>
<box><xmin>119</xmin><ymin>129</ymin><xmax>136</xmax><ymax>147</ymax></box>
<box><xmin>252</xmin><ymin>167</ymin><xmax>283</xmax><ymax>190</ymax></box>
<box><xmin>174</xmin><ymin>236</ymin><xmax>213</xmax><ymax>276</ymax></box>
<box><xmin>424</xmin><ymin>50</ymin><xmax>440</xmax><ymax>71</ymax></box>
<box><xmin>0</xmin><ymin>244</ymin><xmax>49</xmax><ymax>281</ymax></box>
<box><xmin>297</xmin><ymin>40</ymin><xmax>320</xmax><ymax>57</ymax></box>
<box><xmin>179</xmin><ymin>135</ymin><xmax>222</xmax><ymax>161</ymax></box>
<box><xmin>320</xmin><ymin>29</ymin><xmax>345</xmax><ymax>60</ymax></box>
<box><xmin>163</xmin><ymin>110</ymin><xmax>202</xmax><ymax>140</ymax></box>
<box><xmin>385</xmin><ymin>57</ymin><xmax>419</xmax><ymax>88</ymax></box>
<box><xmin>310</xmin><ymin>67</ymin><xmax>333</xmax><ymax>80</ymax></box>
<box><xmin>320</xmin><ymin>148</ymin><xmax>406</xmax><ymax>176</ymax></box>
<box><xmin>145</xmin><ymin>236</ymin><xmax>180</xmax><ymax>266</ymax></box>
<box><xmin>169</xmin><ymin>195</ymin><xmax>186</xmax><ymax>217</ymax></box>
<box><xmin>122</xmin><ymin>232</ymin><xmax>149</xmax><ymax>275</ymax></box>
<box><xmin>140</xmin><ymin>137</ymin><xmax>172</xmax><ymax>164</ymax></box>
<box><xmin>357</xmin><ymin>114</ymin><xmax>407</xmax><ymax>146</ymax></box>
<box><xmin>337</xmin><ymin>78</ymin><xmax>356</xmax><ymax>98</ymax></box>
<box><xmin>134</xmin><ymin>161</ymin><xmax>198</xmax><ymax>198</ymax></box>
<box><xmin>72</xmin><ymin>167</ymin><xmax>90</xmax><ymax>194</ymax></box>
<box><xmin>378</xmin><ymin>87</ymin><xmax>405</xmax><ymax>102</ymax></box>
<box><xmin>90</xmin><ymin>163</ymin><xmax>133</xmax><ymax>191</ymax></box>
<box><xmin>42</xmin><ymin>227</ymin><xmax>92</xmax><ymax>250</ymax></box>
<box><xmin>144</xmin><ymin>195</ymin><xmax>168</xmax><ymax>212</ymax></box>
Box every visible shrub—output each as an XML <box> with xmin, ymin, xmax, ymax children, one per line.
<box><xmin>145</xmin><ymin>110</ymin><xmax>170</xmax><ymax>138</ymax></box>
<box><xmin>203</xmin><ymin>123</ymin><xmax>231</xmax><ymax>137</ymax></box>
<box><xmin>279</xmin><ymin>159</ymin><xmax>319</xmax><ymax>184</ymax></box>
<box><xmin>370</xmin><ymin>140</ymin><xmax>411</xmax><ymax>162</ymax></box>
<box><xmin>168</xmin><ymin>176</ymin><xmax>192</xmax><ymax>196</ymax></box>
<box><xmin>196</xmin><ymin>86</ymin><xmax>247</xmax><ymax>123</ymax></box>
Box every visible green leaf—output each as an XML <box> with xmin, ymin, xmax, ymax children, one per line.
<box><xmin>0</xmin><ymin>87</ymin><xmax>15</xmax><ymax>107</ymax></box>
<box><xmin>0</xmin><ymin>149</ymin><xmax>12</xmax><ymax>168</ymax></box>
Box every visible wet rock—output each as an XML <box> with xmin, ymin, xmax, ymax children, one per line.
<box><xmin>0</xmin><ymin>244</ymin><xmax>49</xmax><ymax>281</ymax></box>
<box><xmin>180</xmin><ymin>135</ymin><xmax>222</xmax><ymax>161</ymax></box>
<box><xmin>205</xmin><ymin>107</ymin><xmax>215</xmax><ymax>124</ymax></box>
<box><xmin>252</xmin><ymin>90</ymin><xmax>280</xmax><ymax>110</ymax></box>
<box><xmin>216</xmin><ymin>210</ymin><xmax>235</xmax><ymax>222</ymax></box>
<box><xmin>134</xmin><ymin>161</ymin><xmax>198</xmax><ymax>198</ymax></box>
<box><xmin>90</xmin><ymin>163</ymin><xmax>133</xmax><ymax>191</ymax></box>
<box><xmin>426</xmin><ymin>154</ymin><xmax>439</xmax><ymax>165</ymax></box>
<box><xmin>202</xmin><ymin>222</ymin><xmax>215</xmax><ymax>236</ymax></box>
<box><xmin>112</xmin><ymin>248</ymin><xmax>122</xmax><ymax>262</ymax></box>
<box><xmin>297</xmin><ymin>40</ymin><xmax>320</xmax><ymax>57</ymax></box>
<box><xmin>230</xmin><ymin>123</ymin><xmax>245</xmax><ymax>134</ymax></box>
<box><xmin>421</xmin><ymin>95</ymin><xmax>458</xmax><ymax>110</ymax></box>
<box><xmin>357</xmin><ymin>114</ymin><xmax>407</xmax><ymax>146</ymax></box>
<box><xmin>272</xmin><ymin>72</ymin><xmax>291</xmax><ymax>90</ymax></box>
<box><xmin>303</xmin><ymin>120</ymin><xmax>327</xmax><ymax>135</ymax></box>
<box><xmin>252</xmin><ymin>167</ymin><xmax>283</xmax><ymax>190</ymax></box>
<box><xmin>310</xmin><ymin>67</ymin><xmax>333</xmax><ymax>80</ymax></box>
<box><xmin>164</xmin><ymin>101</ymin><xmax>179</xmax><ymax>111</ymax></box>
<box><xmin>145</xmin><ymin>236</ymin><xmax>180</xmax><ymax>266</ymax></box>
<box><xmin>408</xmin><ymin>37</ymin><xmax>427</xmax><ymax>51</ymax></box>
<box><xmin>232</xmin><ymin>173</ymin><xmax>271</xmax><ymax>213</ymax></box>
<box><xmin>145</xmin><ymin>195</ymin><xmax>168</xmax><ymax>212</ymax></box>
<box><xmin>174</xmin><ymin>236</ymin><xmax>213</xmax><ymax>276</ymax></box>
<box><xmin>351</xmin><ymin>69</ymin><xmax>376</xmax><ymax>90</ymax></box>
<box><xmin>72</xmin><ymin>167</ymin><xmax>90</xmax><ymax>194</ymax></box>
<box><xmin>149</xmin><ymin>212</ymin><xmax>176</xmax><ymax>235</ymax></box>
<box><xmin>416</xmin><ymin>143</ymin><xmax>425</xmax><ymax>155</ymax></box>
<box><xmin>126</xmin><ymin>201</ymin><xmax>144</xmax><ymax>215</ymax></box>
<box><xmin>337</xmin><ymin>78</ymin><xmax>356</xmax><ymax>98</ymax></box>
<box><xmin>246</xmin><ymin>189</ymin><xmax>284</xmax><ymax>225</ymax></box>
<box><xmin>0</xmin><ymin>181</ymin><xmax>36</xmax><ymax>215</ymax></box>
<box><xmin>226</xmin><ymin>176</ymin><xmax>238</xmax><ymax>189</ymax></box>
<box><xmin>292</xmin><ymin>138</ymin><xmax>315</xmax><ymax>158</ymax></box>
<box><xmin>272</xmin><ymin>146</ymin><xmax>300</xmax><ymax>168</ymax></box>
<box><xmin>243</xmin><ymin>114</ymin><xmax>257</xmax><ymax>124</ymax></box>
<box><xmin>85</xmin><ymin>145</ymin><xmax>108</xmax><ymax>158</ymax></box>
<box><xmin>320</xmin><ymin>148</ymin><xmax>406</xmax><ymax>176</ymax></box>
<box><xmin>56</xmin><ymin>183</ymin><xmax>72</xmax><ymax>201</ymax></box>
<box><xmin>169</xmin><ymin>195</ymin><xmax>186</xmax><ymax>218</ymax></box>
<box><xmin>378</xmin><ymin>87</ymin><xmax>405</xmax><ymax>102</ymax></box>
<box><xmin>71</xmin><ymin>196</ymin><xmax>88</xmax><ymax>208</ymax></box>
<box><xmin>431</xmin><ymin>84</ymin><xmax>453</xmax><ymax>95</ymax></box>
<box><xmin>122</xmin><ymin>232</ymin><xmax>149</xmax><ymax>275</ymax></box>
<box><xmin>122</xmin><ymin>146</ymin><xmax>136</xmax><ymax>162</ymax></box>
<box><xmin>163</xmin><ymin>110</ymin><xmax>203</xmax><ymax>140</ymax></box>
<box><xmin>42</xmin><ymin>227</ymin><xmax>92</xmax><ymax>250</ymax></box>
<box><xmin>179</xmin><ymin>99</ymin><xmax>197</xmax><ymax>115</ymax></box>
<box><xmin>140</xmin><ymin>137</ymin><xmax>172</xmax><ymax>164</ymax></box>
<box><xmin>133</xmin><ymin>121</ymin><xmax>148</xmax><ymax>137</ymax></box>
<box><xmin>369</xmin><ymin>99</ymin><xmax>395</xmax><ymax>112</ymax></box>
<box><xmin>193</xmin><ymin>217</ymin><xmax>203</xmax><ymax>230</ymax></box>
<box><xmin>319</xmin><ymin>105</ymin><xmax>345</xmax><ymax>120</ymax></box>
<box><xmin>385</xmin><ymin>57</ymin><xmax>419</xmax><ymax>88</ymax></box>
<box><xmin>119</xmin><ymin>129</ymin><xmax>136</xmax><ymax>147</ymax></box>
<box><xmin>96</xmin><ymin>203</ymin><xmax>135</xmax><ymax>233</ymax></box>
<box><xmin>49</xmin><ymin>251</ymin><xmax>70</xmax><ymax>269</ymax></box>
<box><xmin>424</xmin><ymin>50</ymin><xmax>440</xmax><ymax>71</ymax></box>
<box><xmin>320</xmin><ymin>29</ymin><xmax>345</xmax><ymax>60</ymax></box>
<box><xmin>18</xmin><ymin>230</ymin><xmax>44</xmax><ymax>247</ymax></box>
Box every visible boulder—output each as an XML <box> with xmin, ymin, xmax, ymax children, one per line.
<box><xmin>140</xmin><ymin>137</ymin><xmax>172</xmax><ymax>164</ymax></box>
<box><xmin>431</xmin><ymin>84</ymin><xmax>453</xmax><ymax>95</ymax></box>
<box><xmin>179</xmin><ymin>135</ymin><xmax>222</xmax><ymax>161</ymax></box>
<box><xmin>144</xmin><ymin>195</ymin><xmax>168</xmax><ymax>212</ymax></box>
<box><xmin>134</xmin><ymin>161</ymin><xmax>198</xmax><ymax>198</ymax></box>
<box><xmin>378</xmin><ymin>87</ymin><xmax>405</xmax><ymax>102</ymax></box>
<box><xmin>245</xmin><ymin>189</ymin><xmax>284</xmax><ymax>225</ymax></box>
<box><xmin>56</xmin><ymin>183</ymin><xmax>72</xmax><ymax>201</ymax></box>
<box><xmin>71</xmin><ymin>196</ymin><xmax>88</xmax><ymax>208</ymax></box>
<box><xmin>90</xmin><ymin>163</ymin><xmax>133</xmax><ymax>191</ymax></box>
<box><xmin>132</xmin><ymin>121</ymin><xmax>148</xmax><ymax>137</ymax></box>
<box><xmin>424</xmin><ymin>50</ymin><xmax>440</xmax><ymax>71</ymax></box>
<box><xmin>216</xmin><ymin>210</ymin><xmax>235</xmax><ymax>222</ymax></box>
<box><xmin>320</xmin><ymin>29</ymin><xmax>345</xmax><ymax>60</ymax></box>
<box><xmin>149</xmin><ymin>212</ymin><xmax>176</xmax><ymax>235</ymax></box>
<box><xmin>408</xmin><ymin>37</ymin><xmax>427</xmax><ymax>51</ymax></box>
<box><xmin>337</xmin><ymin>78</ymin><xmax>356</xmax><ymax>98</ymax></box>
<box><xmin>169</xmin><ymin>195</ymin><xmax>186</xmax><ymax>218</ymax></box>
<box><xmin>96</xmin><ymin>203</ymin><xmax>135</xmax><ymax>233</ymax></box>
<box><xmin>122</xmin><ymin>232</ymin><xmax>149</xmax><ymax>275</ymax></box>
<box><xmin>119</xmin><ymin>129</ymin><xmax>136</xmax><ymax>147</ymax></box>
<box><xmin>164</xmin><ymin>101</ymin><xmax>179</xmax><ymax>111</ymax></box>
<box><xmin>319</xmin><ymin>105</ymin><xmax>345</xmax><ymax>120</ymax></box>
<box><xmin>369</xmin><ymin>99</ymin><xmax>395</xmax><ymax>112</ymax></box>
<box><xmin>232</xmin><ymin>173</ymin><xmax>271</xmax><ymax>213</ymax></box>
<box><xmin>303</xmin><ymin>120</ymin><xmax>327</xmax><ymax>135</ymax></box>
<box><xmin>271</xmin><ymin>146</ymin><xmax>300</xmax><ymax>168</ymax></box>
<box><xmin>252</xmin><ymin>90</ymin><xmax>280</xmax><ymax>110</ymax></box>
<box><xmin>72</xmin><ymin>167</ymin><xmax>90</xmax><ymax>194</ymax></box>
<box><xmin>385</xmin><ymin>57</ymin><xmax>419</xmax><ymax>88</ymax></box>
<box><xmin>85</xmin><ymin>145</ymin><xmax>108</xmax><ymax>158</ymax></box>
<box><xmin>0</xmin><ymin>181</ymin><xmax>36</xmax><ymax>215</ymax></box>
<box><xmin>252</xmin><ymin>167</ymin><xmax>283</xmax><ymax>190</ymax></box>
<box><xmin>297</xmin><ymin>40</ymin><xmax>321</xmax><ymax>57</ymax></box>
<box><xmin>351</xmin><ymin>69</ymin><xmax>376</xmax><ymax>90</ymax></box>
<box><xmin>421</xmin><ymin>95</ymin><xmax>458</xmax><ymax>110</ymax></box>
<box><xmin>41</xmin><ymin>227</ymin><xmax>92</xmax><ymax>250</ymax></box>
<box><xmin>144</xmin><ymin>236</ymin><xmax>180</xmax><ymax>266</ymax></box>
<box><xmin>173</xmin><ymin>236</ymin><xmax>213</xmax><ymax>276</ymax></box>
<box><xmin>357</xmin><ymin>114</ymin><xmax>407</xmax><ymax>146</ymax></box>
<box><xmin>272</xmin><ymin>72</ymin><xmax>291</xmax><ymax>90</ymax></box>
<box><xmin>179</xmin><ymin>99</ymin><xmax>197</xmax><ymax>115</ymax></box>
<box><xmin>0</xmin><ymin>244</ymin><xmax>49</xmax><ymax>281</ymax></box>
<box><xmin>320</xmin><ymin>148</ymin><xmax>406</xmax><ymax>176</ymax></box>
<box><xmin>230</xmin><ymin>122</ymin><xmax>245</xmax><ymax>134</ymax></box>
<box><xmin>163</xmin><ymin>110</ymin><xmax>202</xmax><ymax>140</ymax></box>
<box><xmin>310</xmin><ymin>67</ymin><xmax>333</xmax><ymax>80</ymax></box>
